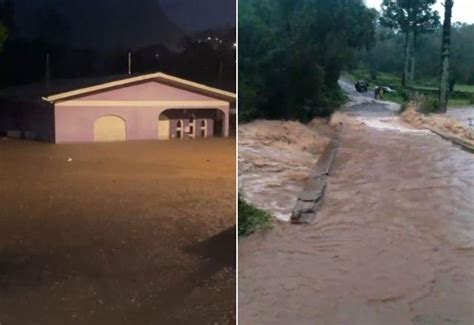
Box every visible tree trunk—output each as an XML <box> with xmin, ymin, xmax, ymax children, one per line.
<box><xmin>403</xmin><ymin>30</ymin><xmax>411</xmax><ymax>89</ymax></box>
<box><xmin>409</xmin><ymin>32</ymin><xmax>417</xmax><ymax>88</ymax></box>
<box><xmin>439</xmin><ymin>0</ymin><xmax>454</xmax><ymax>113</ymax></box>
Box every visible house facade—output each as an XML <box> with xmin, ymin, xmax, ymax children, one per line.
<box><xmin>0</xmin><ymin>73</ymin><xmax>235</xmax><ymax>143</ymax></box>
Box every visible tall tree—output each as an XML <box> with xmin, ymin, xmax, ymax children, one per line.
<box><xmin>381</xmin><ymin>0</ymin><xmax>439</xmax><ymax>89</ymax></box>
<box><xmin>438</xmin><ymin>0</ymin><xmax>454</xmax><ymax>113</ymax></box>
<box><xmin>0</xmin><ymin>23</ymin><xmax>6</xmax><ymax>53</ymax></box>
<box><xmin>0</xmin><ymin>0</ymin><xmax>12</xmax><ymax>52</ymax></box>
<box><xmin>0</xmin><ymin>0</ymin><xmax>15</xmax><ymax>32</ymax></box>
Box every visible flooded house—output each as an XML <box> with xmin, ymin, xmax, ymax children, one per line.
<box><xmin>0</xmin><ymin>73</ymin><xmax>235</xmax><ymax>143</ymax></box>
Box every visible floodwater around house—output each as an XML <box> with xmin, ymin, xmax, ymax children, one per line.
<box><xmin>0</xmin><ymin>138</ymin><xmax>236</xmax><ymax>324</ymax></box>
<box><xmin>239</xmin><ymin>95</ymin><xmax>474</xmax><ymax>324</ymax></box>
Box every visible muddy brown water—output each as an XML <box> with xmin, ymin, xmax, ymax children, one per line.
<box><xmin>446</xmin><ymin>107</ymin><xmax>474</xmax><ymax>128</ymax></box>
<box><xmin>239</xmin><ymin>103</ymin><xmax>474</xmax><ymax>324</ymax></box>
<box><xmin>0</xmin><ymin>138</ymin><xmax>236</xmax><ymax>325</ymax></box>
<box><xmin>239</xmin><ymin>120</ymin><xmax>331</xmax><ymax>221</ymax></box>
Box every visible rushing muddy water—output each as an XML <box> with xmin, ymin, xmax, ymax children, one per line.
<box><xmin>240</xmin><ymin>91</ymin><xmax>474</xmax><ymax>324</ymax></box>
<box><xmin>447</xmin><ymin>107</ymin><xmax>474</xmax><ymax>128</ymax></box>
<box><xmin>239</xmin><ymin>120</ymin><xmax>330</xmax><ymax>221</ymax></box>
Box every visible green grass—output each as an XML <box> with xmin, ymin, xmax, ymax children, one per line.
<box><xmin>454</xmin><ymin>84</ymin><xmax>474</xmax><ymax>93</ymax></box>
<box><xmin>383</xmin><ymin>92</ymin><xmax>405</xmax><ymax>105</ymax></box>
<box><xmin>448</xmin><ymin>98</ymin><xmax>471</xmax><ymax>107</ymax></box>
<box><xmin>238</xmin><ymin>198</ymin><xmax>272</xmax><ymax>237</ymax></box>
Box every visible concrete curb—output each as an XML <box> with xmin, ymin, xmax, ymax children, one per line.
<box><xmin>428</xmin><ymin>128</ymin><xmax>474</xmax><ymax>154</ymax></box>
<box><xmin>291</xmin><ymin>136</ymin><xmax>341</xmax><ymax>224</ymax></box>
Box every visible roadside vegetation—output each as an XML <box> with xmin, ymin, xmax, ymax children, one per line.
<box><xmin>0</xmin><ymin>15</ymin><xmax>7</xmax><ymax>53</ymax></box>
<box><xmin>238</xmin><ymin>197</ymin><xmax>272</xmax><ymax>237</ymax></box>
<box><xmin>239</xmin><ymin>0</ymin><xmax>377</xmax><ymax>122</ymax></box>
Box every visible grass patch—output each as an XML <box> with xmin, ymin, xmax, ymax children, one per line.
<box><xmin>238</xmin><ymin>198</ymin><xmax>272</xmax><ymax>237</ymax></box>
<box><xmin>454</xmin><ymin>84</ymin><xmax>474</xmax><ymax>93</ymax></box>
<box><xmin>383</xmin><ymin>92</ymin><xmax>405</xmax><ymax>105</ymax></box>
<box><xmin>448</xmin><ymin>98</ymin><xmax>471</xmax><ymax>107</ymax></box>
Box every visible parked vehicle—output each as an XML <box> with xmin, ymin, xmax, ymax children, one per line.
<box><xmin>382</xmin><ymin>86</ymin><xmax>396</xmax><ymax>94</ymax></box>
<box><xmin>355</xmin><ymin>80</ymin><xmax>369</xmax><ymax>92</ymax></box>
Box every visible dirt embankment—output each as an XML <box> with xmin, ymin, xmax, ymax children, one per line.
<box><xmin>401</xmin><ymin>104</ymin><xmax>474</xmax><ymax>147</ymax></box>
<box><xmin>239</xmin><ymin>119</ymin><xmax>333</xmax><ymax>221</ymax></box>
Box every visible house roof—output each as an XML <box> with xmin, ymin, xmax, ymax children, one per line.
<box><xmin>43</xmin><ymin>72</ymin><xmax>236</xmax><ymax>103</ymax></box>
<box><xmin>0</xmin><ymin>73</ymin><xmax>236</xmax><ymax>103</ymax></box>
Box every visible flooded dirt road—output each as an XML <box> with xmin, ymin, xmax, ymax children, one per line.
<box><xmin>0</xmin><ymin>138</ymin><xmax>235</xmax><ymax>325</ymax></box>
<box><xmin>239</xmin><ymin>95</ymin><xmax>474</xmax><ymax>324</ymax></box>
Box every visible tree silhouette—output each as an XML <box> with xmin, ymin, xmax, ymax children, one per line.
<box><xmin>381</xmin><ymin>0</ymin><xmax>440</xmax><ymax>88</ymax></box>
<box><xmin>438</xmin><ymin>0</ymin><xmax>454</xmax><ymax>112</ymax></box>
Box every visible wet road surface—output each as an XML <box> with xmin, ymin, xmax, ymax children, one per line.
<box><xmin>239</xmin><ymin>98</ymin><xmax>474</xmax><ymax>324</ymax></box>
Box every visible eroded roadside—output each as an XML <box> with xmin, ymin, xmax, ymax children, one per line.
<box><xmin>239</xmin><ymin>120</ymin><xmax>333</xmax><ymax>221</ymax></box>
<box><xmin>239</xmin><ymin>87</ymin><xmax>474</xmax><ymax>324</ymax></box>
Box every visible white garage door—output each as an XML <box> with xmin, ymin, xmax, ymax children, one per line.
<box><xmin>94</xmin><ymin>115</ymin><xmax>126</xmax><ymax>142</ymax></box>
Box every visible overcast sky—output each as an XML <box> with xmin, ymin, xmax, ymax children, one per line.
<box><xmin>365</xmin><ymin>0</ymin><xmax>474</xmax><ymax>23</ymax></box>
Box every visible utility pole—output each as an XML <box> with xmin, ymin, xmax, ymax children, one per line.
<box><xmin>128</xmin><ymin>52</ymin><xmax>132</xmax><ymax>75</ymax></box>
<box><xmin>46</xmin><ymin>53</ymin><xmax>51</xmax><ymax>93</ymax></box>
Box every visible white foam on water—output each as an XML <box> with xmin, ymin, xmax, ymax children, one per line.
<box><xmin>357</xmin><ymin>116</ymin><xmax>431</xmax><ymax>134</ymax></box>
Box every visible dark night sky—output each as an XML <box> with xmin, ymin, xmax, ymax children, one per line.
<box><xmin>8</xmin><ymin>0</ymin><xmax>236</xmax><ymax>50</ymax></box>
<box><xmin>159</xmin><ymin>0</ymin><xmax>236</xmax><ymax>32</ymax></box>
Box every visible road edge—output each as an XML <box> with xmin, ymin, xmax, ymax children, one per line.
<box><xmin>428</xmin><ymin>127</ymin><xmax>474</xmax><ymax>154</ymax></box>
<box><xmin>291</xmin><ymin>131</ymin><xmax>341</xmax><ymax>224</ymax></box>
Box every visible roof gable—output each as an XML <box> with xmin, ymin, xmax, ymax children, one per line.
<box><xmin>43</xmin><ymin>73</ymin><xmax>235</xmax><ymax>103</ymax></box>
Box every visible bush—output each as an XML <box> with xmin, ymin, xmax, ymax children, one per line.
<box><xmin>238</xmin><ymin>197</ymin><xmax>272</xmax><ymax>237</ymax></box>
<box><xmin>370</xmin><ymin>68</ymin><xmax>378</xmax><ymax>81</ymax></box>
<box><xmin>418</xmin><ymin>97</ymin><xmax>439</xmax><ymax>114</ymax></box>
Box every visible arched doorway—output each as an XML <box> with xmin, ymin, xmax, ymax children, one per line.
<box><xmin>200</xmin><ymin>119</ymin><xmax>208</xmax><ymax>138</ymax></box>
<box><xmin>176</xmin><ymin>120</ymin><xmax>184</xmax><ymax>139</ymax></box>
<box><xmin>94</xmin><ymin>115</ymin><xmax>126</xmax><ymax>142</ymax></box>
<box><xmin>158</xmin><ymin>113</ymin><xmax>170</xmax><ymax>140</ymax></box>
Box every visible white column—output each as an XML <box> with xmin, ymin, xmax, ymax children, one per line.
<box><xmin>223</xmin><ymin>106</ymin><xmax>230</xmax><ymax>137</ymax></box>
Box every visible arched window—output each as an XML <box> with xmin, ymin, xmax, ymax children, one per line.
<box><xmin>176</xmin><ymin>120</ymin><xmax>184</xmax><ymax>139</ymax></box>
<box><xmin>200</xmin><ymin>119</ymin><xmax>208</xmax><ymax>138</ymax></box>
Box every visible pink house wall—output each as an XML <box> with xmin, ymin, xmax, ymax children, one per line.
<box><xmin>78</xmin><ymin>81</ymin><xmax>220</xmax><ymax>101</ymax></box>
<box><xmin>54</xmin><ymin>80</ymin><xmax>230</xmax><ymax>143</ymax></box>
